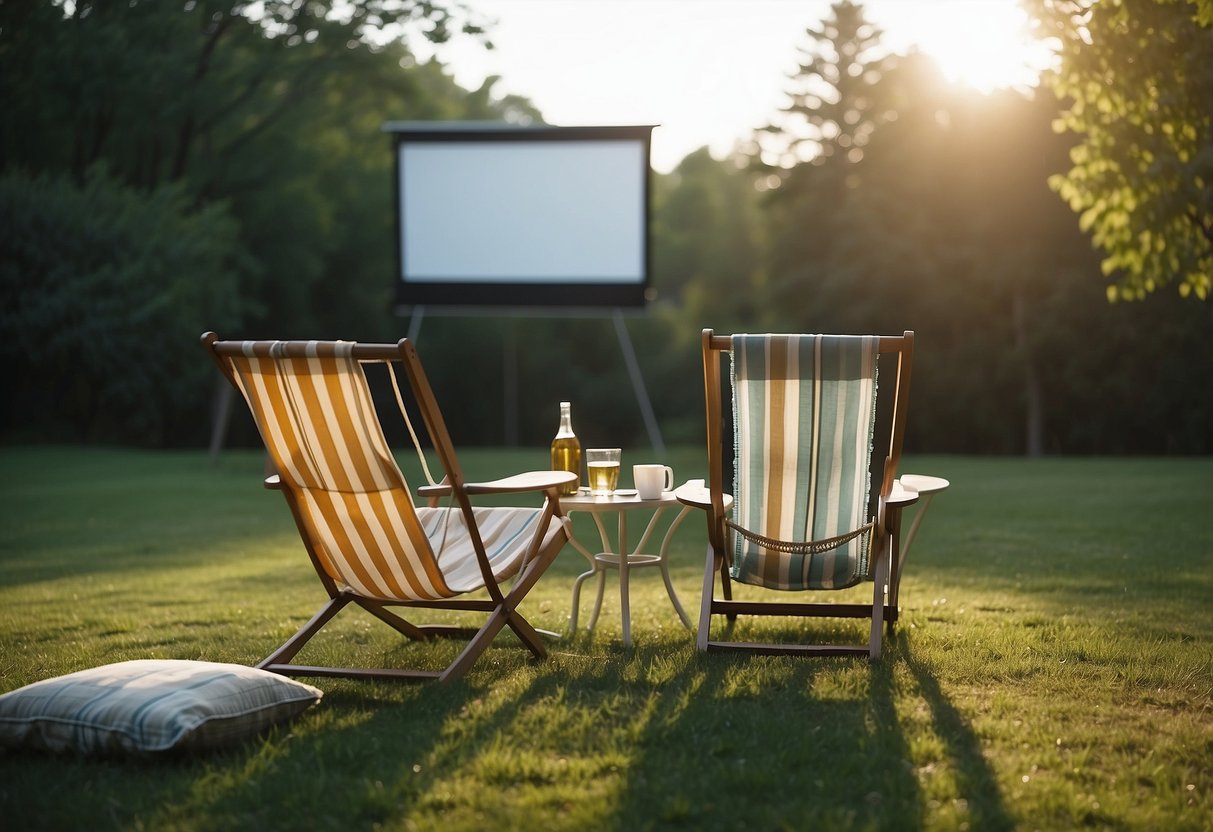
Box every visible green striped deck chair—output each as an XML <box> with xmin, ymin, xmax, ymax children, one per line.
<box><xmin>677</xmin><ymin>330</ymin><xmax>920</xmax><ymax>659</ymax></box>
<box><xmin>202</xmin><ymin>334</ymin><xmax>576</xmax><ymax>683</ymax></box>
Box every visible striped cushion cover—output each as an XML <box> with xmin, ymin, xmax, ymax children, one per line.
<box><xmin>424</xmin><ymin>505</ymin><xmax>566</xmax><ymax>593</ymax></box>
<box><xmin>0</xmin><ymin>660</ymin><xmax>321</xmax><ymax>755</ymax></box>
<box><xmin>731</xmin><ymin>334</ymin><xmax>879</xmax><ymax>590</ymax></box>
<box><xmin>226</xmin><ymin>341</ymin><xmax>557</xmax><ymax>601</ymax></box>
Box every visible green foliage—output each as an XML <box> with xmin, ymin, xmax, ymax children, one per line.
<box><xmin>0</xmin><ymin>0</ymin><xmax>540</xmax><ymax>445</ymax></box>
<box><xmin>0</xmin><ymin>1</ymin><xmax>483</xmax><ymax>188</ymax></box>
<box><xmin>0</xmin><ymin>168</ymin><xmax>250</xmax><ymax>444</ymax></box>
<box><xmin>715</xmin><ymin>3</ymin><xmax>1213</xmax><ymax>455</ymax></box>
<box><xmin>1</xmin><ymin>0</ymin><xmax>1209</xmax><ymax>454</ymax></box>
<box><xmin>1032</xmin><ymin>0</ymin><xmax>1213</xmax><ymax>300</ymax></box>
<box><xmin>652</xmin><ymin>149</ymin><xmax>767</xmax><ymax>332</ymax></box>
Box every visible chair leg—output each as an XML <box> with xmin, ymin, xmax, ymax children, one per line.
<box><xmin>885</xmin><ymin>525</ymin><xmax>904</xmax><ymax>638</ymax></box>
<box><xmin>504</xmin><ymin>609</ymin><xmax>548</xmax><ymax>659</ymax></box>
<box><xmin>438</xmin><ymin>607</ymin><xmax>511</xmax><ymax>683</ymax></box>
<box><xmin>720</xmin><ymin>559</ymin><xmax>737</xmax><ymax>621</ymax></box>
<box><xmin>697</xmin><ymin>545</ymin><xmax>717</xmax><ymax>651</ymax></box>
<box><xmin>869</xmin><ymin>542</ymin><xmax>891</xmax><ymax>660</ymax></box>
<box><xmin>439</xmin><ymin>592</ymin><xmax>552</xmax><ymax>682</ymax></box>
<box><xmin>444</xmin><ymin>535</ymin><xmax>565</xmax><ymax>679</ymax></box>
<box><xmin>258</xmin><ymin>595</ymin><xmax>352</xmax><ymax>671</ymax></box>
<box><xmin>266</xmin><ymin>530</ymin><xmax>569</xmax><ymax>683</ymax></box>
<box><xmin>356</xmin><ymin>598</ymin><xmax>432</xmax><ymax>641</ymax></box>
<box><xmin>442</xmin><ymin>534</ymin><xmax>563</xmax><ymax>676</ymax></box>
<box><xmin>886</xmin><ymin>504</ymin><xmax>910</xmax><ymax>637</ymax></box>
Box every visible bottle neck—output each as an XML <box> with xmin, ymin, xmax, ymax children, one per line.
<box><xmin>557</xmin><ymin>403</ymin><xmax>574</xmax><ymax>437</ymax></box>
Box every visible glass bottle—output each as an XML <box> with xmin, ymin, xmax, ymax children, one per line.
<box><xmin>550</xmin><ymin>401</ymin><xmax>582</xmax><ymax>496</ymax></box>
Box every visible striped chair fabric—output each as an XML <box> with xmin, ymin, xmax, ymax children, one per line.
<box><xmin>226</xmin><ymin>340</ymin><xmax>562</xmax><ymax>602</ymax></box>
<box><xmin>730</xmin><ymin>334</ymin><xmax>880</xmax><ymax>591</ymax></box>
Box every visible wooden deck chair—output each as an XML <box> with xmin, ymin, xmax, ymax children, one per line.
<box><xmin>676</xmin><ymin>330</ymin><xmax>920</xmax><ymax>659</ymax></box>
<box><xmin>201</xmin><ymin>334</ymin><xmax>576</xmax><ymax>683</ymax></box>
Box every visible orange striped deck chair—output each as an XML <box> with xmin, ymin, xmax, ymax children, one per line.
<box><xmin>202</xmin><ymin>334</ymin><xmax>576</xmax><ymax>682</ymax></box>
<box><xmin>676</xmin><ymin>330</ymin><xmax>921</xmax><ymax>659</ymax></box>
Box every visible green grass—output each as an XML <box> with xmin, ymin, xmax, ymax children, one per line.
<box><xmin>0</xmin><ymin>446</ymin><xmax>1210</xmax><ymax>831</ymax></box>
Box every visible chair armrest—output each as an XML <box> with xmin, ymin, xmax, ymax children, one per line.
<box><xmin>417</xmin><ymin>470</ymin><xmax>577</xmax><ymax>499</ymax></box>
<box><xmin>264</xmin><ymin>474</ymin><xmax>283</xmax><ymax>490</ymax></box>
<box><xmin>884</xmin><ymin>479</ymin><xmax>920</xmax><ymax>507</ymax></box>
<box><xmin>674</xmin><ymin>479</ymin><xmax>734</xmax><ymax>512</ymax></box>
<box><xmin>899</xmin><ymin>474</ymin><xmax>950</xmax><ymax>496</ymax></box>
<box><xmin>674</xmin><ymin>479</ymin><xmax>711</xmax><ymax>509</ymax></box>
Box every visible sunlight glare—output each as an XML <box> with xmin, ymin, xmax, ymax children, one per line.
<box><xmin>400</xmin><ymin>0</ymin><xmax>1065</xmax><ymax>170</ymax></box>
<box><xmin>883</xmin><ymin>1</ymin><xmax>1056</xmax><ymax>93</ymax></box>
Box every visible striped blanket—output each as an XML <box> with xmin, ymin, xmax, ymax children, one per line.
<box><xmin>730</xmin><ymin>334</ymin><xmax>879</xmax><ymax>590</ymax></box>
<box><xmin>226</xmin><ymin>341</ymin><xmax>554</xmax><ymax>602</ymax></box>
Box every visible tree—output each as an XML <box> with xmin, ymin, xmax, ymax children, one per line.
<box><xmin>0</xmin><ymin>167</ymin><xmax>249</xmax><ymax>443</ymax></box>
<box><xmin>854</xmin><ymin>80</ymin><xmax>1108</xmax><ymax>455</ymax></box>
<box><xmin>752</xmin><ymin>0</ymin><xmax>902</xmax><ymax>335</ymax></box>
<box><xmin>1031</xmin><ymin>0</ymin><xmax>1213</xmax><ymax>301</ymax></box>
<box><xmin>0</xmin><ymin>0</ymin><xmax>544</xmax><ymax>446</ymax></box>
<box><xmin>652</xmin><ymin>148</ymin><xmax>766</xmax><ymax>333</ymax></box>
<box><xmin>0</xmin><ymin>1</ymin><xmax>486</xmax><ymax>190</ymax></box>
<box><xmin>757</xmin><ymin>0</ymin><xmax>895</xmax><ymax>170</ymax></box>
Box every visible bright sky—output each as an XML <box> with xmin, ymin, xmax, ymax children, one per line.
<box><xmin>411</xmin><ymin>0</ymin><xmax>1055</xmax><ymax>172</ymax></box>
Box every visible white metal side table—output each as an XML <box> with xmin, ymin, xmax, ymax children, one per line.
<box><xmin>560</xmin><ymin>486</ymin><xmax>695</xmax><ymax>647</ymax></box>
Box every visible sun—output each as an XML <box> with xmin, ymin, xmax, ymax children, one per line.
<box><xmin>875</xmin><ymin>0</ymin><xmax>1057</xmax><ymax>93</ymax></box>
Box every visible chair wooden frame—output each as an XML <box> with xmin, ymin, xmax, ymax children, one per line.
<box><xmin>203</xmin><ymin>333</ymin><xmax>576</xmax><ymax>683</ymax></box>
<box><xmin>677</xmin><ymin>329</ymin><xmax>919</xmax><ymax>659</ymax></box>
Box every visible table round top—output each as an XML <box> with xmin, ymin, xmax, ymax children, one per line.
<box><xmin>559</xmin><ymin>486</ymin><xmax>683</xmax><ymax>511</ymax></box>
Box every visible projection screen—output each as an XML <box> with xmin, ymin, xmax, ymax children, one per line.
<box><xmin>386</xmin><ymin>123</ymin><xmax>654</xmax><ymax>308</ymax></box>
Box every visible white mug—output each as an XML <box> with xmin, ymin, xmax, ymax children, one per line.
<box><xmin>633</xmin><ymin>464</ymin><xmax>674</xmax><ymax>500</ymax></box>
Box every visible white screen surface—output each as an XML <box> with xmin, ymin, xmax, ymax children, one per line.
<box><xmin>399</xmin><ymin>139</ymin><xmax>646</xmax><ymax>283</ymax></box>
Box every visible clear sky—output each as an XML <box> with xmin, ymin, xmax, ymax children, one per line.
<box><xmin>410</xmin><ymin>0</ymin><xmax>1054</xmax><ymax>172</ymax></box>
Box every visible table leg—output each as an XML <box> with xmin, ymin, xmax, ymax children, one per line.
<box><xmin>565</xmin><ymin>500</ymin><xmax>694</xmax><ymax>644</ymax></box>
<box><xmin>657</xmin><ymin>505</ymin><xmax>693</xmax><ymax>628</ymax></box>
<box><xmin>587</xmin><ymin>569</ymin><xmax>606</xmax><ymax>631</ymax></box>
<box><xmin>618</xmin><ymin>510</ymin><xmax>630</xmax><ymax>647</ymax></box>
<box><xmin>565</xmin><ymin>511</ymin><xmax>614</xmax><ymax>637</ymax></box>
<box><xmin>568</xmin><ymin>567</ymin><xmax>597</xmax><ymax>634</ymax></box>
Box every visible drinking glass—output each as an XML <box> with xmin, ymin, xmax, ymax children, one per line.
<box><xmin>585</xmin><ymin>448</ymin><xmax>621</xmax><ymax>495</ymax></box>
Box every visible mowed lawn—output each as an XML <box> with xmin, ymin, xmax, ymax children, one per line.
<box><xmin>0</xmin><ymin>446</ymin><xmax>1210</xmax><ymax>831</ymax></box>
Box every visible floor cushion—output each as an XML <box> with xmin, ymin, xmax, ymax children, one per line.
<box><xmin>0</xmin><ymin>659</ymin><xmax>322</xmax><ymax>755</ymax></box>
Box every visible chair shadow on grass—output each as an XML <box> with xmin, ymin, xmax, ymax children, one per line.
<box><xmin>609</xmin><ymin>626</ymin><xmax>1014</xmax><ymax>830</ymax></box>
<box><xmin>0</xmin><ymin>622</ymin><xmax>1013</xmax><ymax>830</ymax></box>
<box><xmin>896</xmin><ymin>632</ymin><xmax>1015</xmax><ymax>831</ymax></box>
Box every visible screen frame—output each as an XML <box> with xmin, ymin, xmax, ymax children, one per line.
<box><xmin>386</xmin><ymin>122</ymin><xmax>655</xmax><ymax>310</ymax></box>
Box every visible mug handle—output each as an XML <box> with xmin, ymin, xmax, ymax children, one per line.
<box><xmin>663</xmin><ymin>466</ymin><xmax>674</xmax><ymax>492</ymax></box>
